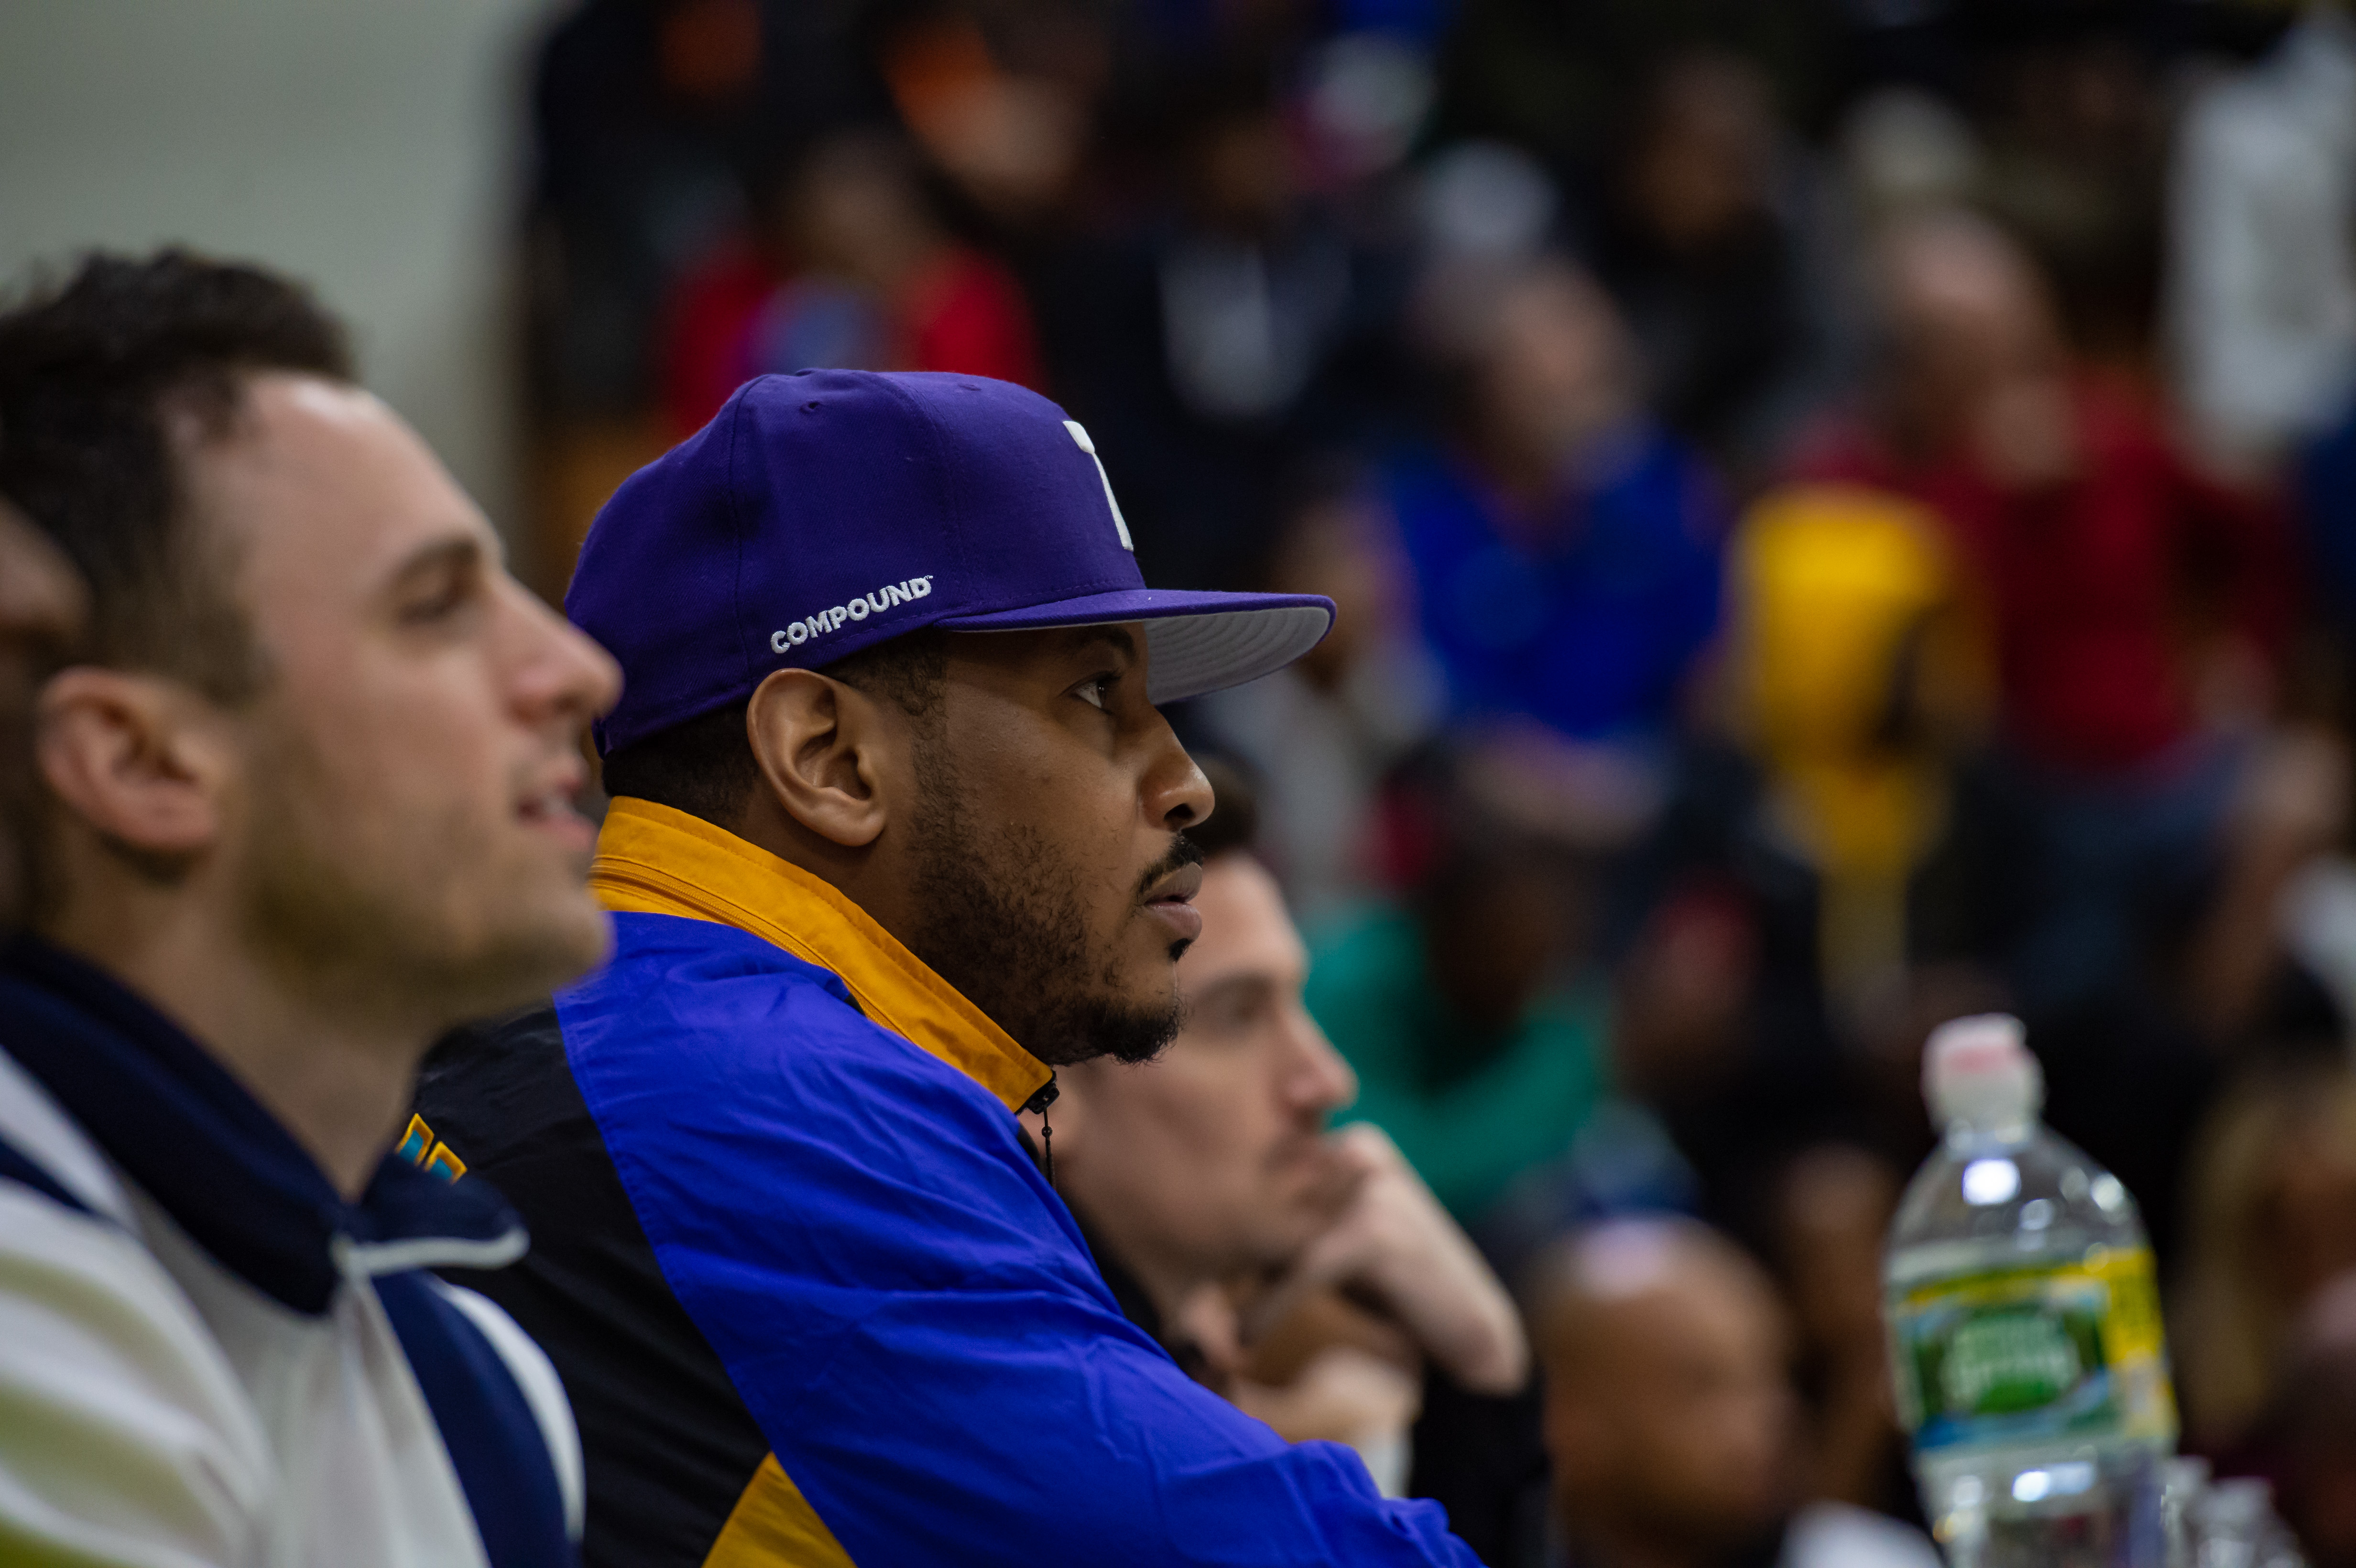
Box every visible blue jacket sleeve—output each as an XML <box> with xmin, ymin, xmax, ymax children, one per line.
<box><xmin>563</xmin><ymin>970</ymin><xmax>1484</xmax><ymax>1568</ymax></box>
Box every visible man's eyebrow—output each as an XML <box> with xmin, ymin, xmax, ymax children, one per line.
<box><xmin>385</xmin><ymin>532</ymin><xmax>491</xmax><ymax>591</ymax></box>
<box><xmin>1188</xmin><ymin>973</ymin><xmax>1275</xmax><ymax>1015</ymax></box>
<box><xmin>1071</xmin><ymin>626</ymin><xmax>1138</xmax><ymax>665</ymax></box>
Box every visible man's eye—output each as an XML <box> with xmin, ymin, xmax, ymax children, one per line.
<box><xmin>399</xmin><ymin>579</ymin><xmax>471</xmax><ymax>626</ymax></box>
<box><xmin>1075</xmin><ymin>674</ymin><xmax>1116</xmax><ymax>710</ymax></box>
<box><xmin>1202</xmin><ymin>993</ymin><xmax>1267</xmax><ymax>1036</ymax></box>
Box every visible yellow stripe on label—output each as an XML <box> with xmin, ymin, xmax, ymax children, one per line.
<box><xmin>703</xmin><ymin>1454</ymin><xmax>858</xmax><ymax>1568</ymax></box>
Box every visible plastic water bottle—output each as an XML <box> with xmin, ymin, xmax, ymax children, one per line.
<box><xmin>1883</xmin><ymin>1015</ymin><xmax>2178</xmax><ymax>1568</ymax></box>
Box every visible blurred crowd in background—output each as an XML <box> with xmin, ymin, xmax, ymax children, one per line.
<box><xmin>517</xmin><ymin>0</ymin><xmax>2356</xmax><ymax>1564</ymax></box>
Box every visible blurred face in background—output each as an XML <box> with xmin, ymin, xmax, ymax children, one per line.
<box><xmin>1185</xmin><ymin>107</ymin><xmax>1293</xmax><ymax>237</ymax></box>
<box><xmin>1056</xmin><ymin>851</ymin><xmax>1362</xmax><ymax>1282</ymax></box>
<box><xmin>1627</xmin><ymin>54</ymin><xmax>1777</xmax><ymax>253</ymax></box>
<box><xmin>1419</xmin><ymin>844</ymin><xmax>1578</xmax><ymax>1038</ymax></box>
<box><xmin>1472</xmin><ymin>263</ymin><xmax>1636</xmax><ymax>492</ymax></box>
<box><xmin>1539</xmin><ymin>1225</ymin><xmax>1798</xmax><ymax>1557</ymax></box>
<box><xmin>1262</xmin><ymin>494</ymin><xmax>1409</xmax><ymax>691</ymax></box>
<box><xmin>1874</xmin><ymin>212</ymin><xmax>2073</xmax><ymax>481</ymax></box>
<box><xmin>1774</xmin><ymin>1144</ymin><xmax>1902</xmax><ymax>1357</ymax></box>
<box><xmin>2250</xmin><ymin>1116</ymin><xmax>2356</xmax><ymax>1311</ymax></box>
<box><xmin>0</xmin><ymin>501</ymin><xmax>83</xmax><ymax>929</ymax></box>
<box><xmin>1611</xmin><ymin>885</ymin><xmax>1756</xmax><ymax>1103</ymax></box>
<box><xmin>2279</xmin><ymin>1280</ymin><xmax>2356</xmax><ymax>1568</ymax></box>
<box><xmin>780</xmin><ymin>131</ymin><xmax>942</xmax><ymax>297</ymax></box>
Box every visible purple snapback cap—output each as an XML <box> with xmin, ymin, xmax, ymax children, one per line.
<box><xmin>569</xmin><ymin>369</ymin><xmax>1334</xmax><ymax>755</ymax></box>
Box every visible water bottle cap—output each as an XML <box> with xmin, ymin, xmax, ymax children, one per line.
<box><xmin>1923</xmin><ymin>1013</ymin><xmax>2042</xmax><ymax>1130</ymax></box>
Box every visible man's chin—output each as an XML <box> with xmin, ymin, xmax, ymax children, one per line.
<box><xmin>403</xmin><ymin>891</ymin><xmax>613</xmax><ymax>1027</ymax></box>
<box><xmin>1026</xmin><ymin>980</ymin><xmax>1183</xmax><ymax>1067</ymax></box>
<box><xmin>488</xmin><ymin>898</ymin><xmax>612</xmax><ymax>1000</ymax></box>
<box><xmin>1632</xmin><ymin>1493</ymin><xmax>1784</xmax><ymax>1556</ymax></box>
<box><xmin>1084</xmin><ymin>1001</ymin><xmax>1183</xmax><ymax>1066</ymax></box>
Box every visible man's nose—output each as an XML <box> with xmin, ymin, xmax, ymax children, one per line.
<box><xmin>1143</xmin><ymin>730</ymin><xmax>1214</xmax><ymax>833</ymax></box>
<box><xmin>505</xmin><ymin>576</ymin><xmax>622</xmax><ymax>725</ymax></box>
<box><xmin>1279</xmin><ymin>1004</ymin><xmax>1358</xmax><ymax>1115</ymax></box>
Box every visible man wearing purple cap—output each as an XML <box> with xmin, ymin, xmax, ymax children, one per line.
<box><xmin>413</xmin><ymin>370</ymin><xmax>1484</xmax><ymax>1566</ymax></box>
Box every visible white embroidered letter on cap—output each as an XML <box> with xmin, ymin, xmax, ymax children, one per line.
<box><xmin>1063</xmin><ymin>420</ymin><xmax>1134</xmax><ymax>553</ymax></box>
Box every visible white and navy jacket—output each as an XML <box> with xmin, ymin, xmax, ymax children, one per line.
<box><xmin>0</xmin><ymin>938</ymin><xmax>583</xmax><ymax>1568</ymax></box>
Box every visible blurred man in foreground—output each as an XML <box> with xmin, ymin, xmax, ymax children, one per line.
<box><xmin>1050</xmin><ymin>764</ymin><xmax>1527</xmax><ymax>1497</ymax></box>
<box><xmin>1528</xmin><ymin>1220</ymin><xmax>1942</xmax><ymax>1568</ymax></box>
<box><xmin>0</xmin><ymin>252</ymin><xmax>619</xmax><ymax>1567</ymax></box>
<box><xmin>415</xmin><ymin>369</ymin><xmax>1487</xmax><ymax>1565</ymax></box>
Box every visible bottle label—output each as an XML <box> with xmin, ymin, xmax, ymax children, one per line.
<box><xmin>1887</xmin><ymin>1244</ymin><xmax>2176</xmax><ymax>1454</ymax></box>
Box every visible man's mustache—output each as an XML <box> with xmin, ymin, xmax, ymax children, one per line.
<box><xmin>1134</xmin><ymin>833</ymin><xmax>1207</xmax><ymax>901</ymax></box>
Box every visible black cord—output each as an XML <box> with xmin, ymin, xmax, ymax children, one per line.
<box><xmin>1022</xmin><ymin>1072</ymin><xmax>1059</xmax><ymax>1187</ymax></box>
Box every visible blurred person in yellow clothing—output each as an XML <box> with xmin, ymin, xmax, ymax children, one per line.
<box><xmin>1726</xmin><ymin>482</ymin><xmax>1990</xmax><ymax>1025</ymax></box>
<box><xmin>1608</xmin><ymin>480</ymin><xmax>2003</xmax><ymax>1248</ymax></box>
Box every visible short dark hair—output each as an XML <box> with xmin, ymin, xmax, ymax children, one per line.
<box><xmin>0</xmin><ymin>249</ymin><xmax>353</xmax><ymax>700</ymax></box>
<box><xmin>600</xmin><ymin>629</ymin><xmax>951</xmax><ymax>827</ymax></box>
<box><xmin>598</xmin><ymin>698</ymin><xmax>759</xmax><ymax>827</ymax></box>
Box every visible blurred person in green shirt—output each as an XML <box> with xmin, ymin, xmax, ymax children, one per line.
<box><xmin>1302</xmin><ymin>792</ymin><xmax>1611</xmax><ymax>1227</ymax></box>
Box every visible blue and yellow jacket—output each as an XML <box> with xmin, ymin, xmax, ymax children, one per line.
<box><xmin>415</xmin><ymin>798</ymin><xmax>1481</xmax><ymax>1567</ymax></box>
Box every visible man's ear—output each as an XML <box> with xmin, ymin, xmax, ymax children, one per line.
<box><xmin>745</xmin><ymin>668</ymin><xmax>900</xmax><ymax>849</ymax></box>
<box><xmin>37</xmin><ymin>667</ymin><xmax>230</xmax><ymax>859</ymax></box>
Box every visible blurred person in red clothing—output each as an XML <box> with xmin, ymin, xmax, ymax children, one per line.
<box><xmin>661</xmin><ymin>128</ymin><xmax>1042</xmax><ymax>434</ymax></box>
<box><xmin>1796</xmin><ymin>207</ymin><xmax>2287</xmax><ymax>777</ymax></box>
<box><xmin>1790</xmin><ymin>207</ymin><xmax>2293</xmax><ymax>1014</ymax></box>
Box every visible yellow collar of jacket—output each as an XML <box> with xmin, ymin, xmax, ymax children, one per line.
<box><xmin>588</xmin><ymin>796</ymin><xmax>1051</xmax><ymax>1113</ymax></box>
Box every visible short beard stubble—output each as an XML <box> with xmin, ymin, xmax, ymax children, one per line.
<box><xmin>236</xmin><ymin>716</ymin><xmax>603</xmax><ymax>1032</ymax></box>
<box><xmin>902</xmin><ymin>734</ymin><xmax>1201</xmax><ymax>1067</ymax></box>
